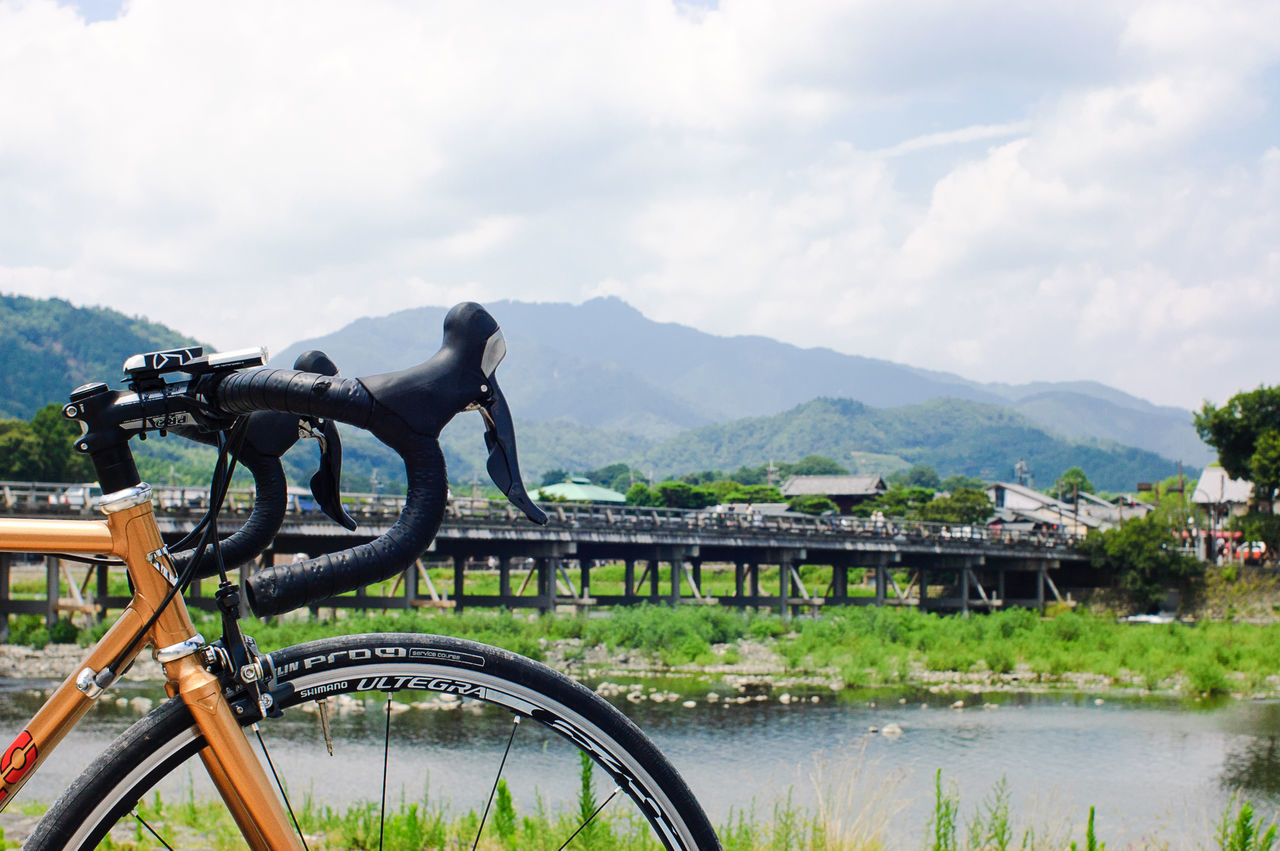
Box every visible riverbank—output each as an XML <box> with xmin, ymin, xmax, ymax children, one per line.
<box><xmin>5</xmin><ymin>606</ymin><xmax>1280</xmax><ymax>703</ymax></box>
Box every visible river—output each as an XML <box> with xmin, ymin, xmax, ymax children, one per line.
<box><xmin>3</xmin><ymin>676</ymin><xmax>1278</xmax><ymax>847</ymax></box>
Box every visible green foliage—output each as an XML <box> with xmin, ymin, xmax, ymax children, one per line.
<box><xmin>1082</xmin><ymin>514</ymin><xmax>1205</xmax><ymax>611</ymax></box>
<box><xmin>931</xmin><ymin>768</ymin><xmax>959</xmax><ymax>851</ymax></box>
<box><xmin>577</xmin><ymin>750</ymin><xmax>599</xmax><ymax>844</ymax></box>
<box><xmin>0</xmin><ymin>294</ymin><xmax>200</xmax><ymax>421</ymax></box>
<box><xmin>890</xmin><ymin>464</ymin><xmax>942</xmax><ymax>490</ymax></box>
<box><xmin>941</xmin><ymin>473</ymin><xmax>986</xmax><ymax>492</ymax></box>
<box><xmin>540</xmin><ymin>468</ymin><xmax>569</xmax><ymax>487</ymax></box>
<box><xmin>1070</xmin><ymin>806</ymin><xmax>1106</xmax><ymax>851</ymax></box>
<box><xmin>493</xmin><ymin>780</ymin><xmax>517</xmax><ymax>845</ymax></box>
<box><xmin>1196</xmin><ymin>386</ymin><xmax>1280</xmax><ymax>497</ymax></box>
<box><xmin>1055</xmin><ymin>466</ymin><xmax>1095</xmax><ymax>497</ymax></box>
<box><xmin>1229</xmin><ymin>513</ymin><xmax>1280</xmax><ymax>561</ymax></box>
<box><xmin>787</xmin><ymin>494</ymin><xmax>838</xmax><ymax>515</ymax></box>
<box><xmin>916</xmin><ymin>488</ymin><xmax>994</xmax><ymax>524</ymax></box>
<box><xmin>788</xmin><ymin>454</ymin><xmax>848</xmax><ymax>476</ymax></box>
<box><xmin>655</xmin><ymin>481</ymin><xmax>715</xmax><ymax>509</ymax></box>
<box><xmin>853</xmin><ymin>485</ymin><xmax>936</xmax><ymax>518</ymax></box>
<box><xmin>1217</xmin><ymin>798</ymin><xmax>1278</xmax><ymax>851</ymax></box>
<box><xmin>625</xmin><ymin>482</ymin><xmax>661</xmax><ymax>507</ymax></box>
<box><xmin>0</xmin><ymin>403</ymin><xmax>94</xmax><ymax>481</ymax></box>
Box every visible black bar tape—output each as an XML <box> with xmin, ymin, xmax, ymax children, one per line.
<box><xmin>170</xmin><ymin>448</ymin><xmax>288</xmax><ymax>580</ymax></box>
<box><xmin>243</xmin><ymin>440</ymin><xmax>448</xmax><ymax>617</ymax></box>
<box><xmin>213</xmin><ymin>367</ymin><xmax>449</xmax><ymax>617</ymax></box>
<box><xmin>215</xmin><ymin>369</ymin><xmax>374</xmax><ymax>426</ymax></box>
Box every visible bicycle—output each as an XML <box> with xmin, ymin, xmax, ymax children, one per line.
<box><xmin>0</xmin><ymin>302</ymin><xmax>720</xmax><ymax>850</ymax></box>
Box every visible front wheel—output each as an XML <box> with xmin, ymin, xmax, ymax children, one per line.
<box><xmin>28</xmin><ymin>633</ymin><xmax>721</xmax><ymax>850</ymax></box>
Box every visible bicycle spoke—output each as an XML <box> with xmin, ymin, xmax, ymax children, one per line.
<box><xmin>557</xmin><ymin>785</ymin><xmax>621</xmax><ymax>850</ymax></box>
<box><xmin>253</xmin><ymin>723</ymin><xmax>311</xmax><ymax>851</ymax></box>
<box><xmin>380</xmin><ymin>693</ymin><xmax>391</xmax><ymax>851</ymax></box>
<box><xmin>472</xmin><ymin>715</ymin><xmax>522</xmax><ymax>850</ymax></box>
<box><xmin>130</xmin><ymin>809</ymin><xmax>175</xmax><ymax>850</ymax></box>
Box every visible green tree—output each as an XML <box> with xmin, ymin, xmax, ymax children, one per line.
<box><xmin>1195</xmin><ymin>386</ymin><xmax>1280</xmax><ymax>496</ymax></box>
<box><xmin>723</xmin><ymin>484</ymin><xmax>783</xmax><ymax>504</ymax></box>
<box><xmin>1250</xmin><ymin>432</ymin><xmax>1280</xmax><ymax>501</ymax></box>
<box><xmin>539</xmin><ymin>468</ymin><xmax>569</xmax><ymax>488</ymax></box>
<box><xmin>854</xmin><ymin>486</ymin><xmax>935</xmax><ymax>518</ymax></box>
<box><xmin>1056</xmin><ymin>466</ymin><xmax>1095</xmax><ymax>498</ymax></box>
<box><xmin>0</xmin><ymin>422</ymin><xmax>44</xmax><ymax>479</ymax></box>
<box><xmin>788</xmin><ymin>454</ymin><xmax>848</xmax><ymax>476</ymax></box>
<box><xmin>30</xmin><ymin>402</ymin><xmax>92</xmax><ymax>481</ymax></box>
<box><xmin>889</xmin><ymin>464</ymin><xmax>941</xmax><ymax>490</ymax></box>
<box><xmin>940</xmin><ymin>474</ymin><xmax>985</xmax><ymax>493</ymax></box>
<box><xmin>624</xmin><ymin>483</ymin><xmax>661</xmax><ymax>507</ymax></box>
<box><xmin>655</xmin><ymin>480</ymin><xmax>716</xmax><ymax>509</ymax></box>
<box><xmin>788</xmin><ymin>495</ymin><xmax>838</xmax><ymax>515</ymax></box>
<box><xmin>1082</xmin><ymin>514</ymin><xmax>1204</xmax><ymax>612</ymax></box>
<box><xmin>916</xmin><ymin>488</ymin><xmax>994</xmax><ymax>524</ymax></box>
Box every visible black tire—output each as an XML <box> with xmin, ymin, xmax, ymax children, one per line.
<box><xmin>27</xmin><ymin>633</ymin><xmax>720</xmax><ymax>850</ymax></box>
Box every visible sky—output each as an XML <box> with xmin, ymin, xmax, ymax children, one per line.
<box><xmin>0</xmin><ymin>0</ymin><xmax>1277</xmax><ymax>410</ymax></box>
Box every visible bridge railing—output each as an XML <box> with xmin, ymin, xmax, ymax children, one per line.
<box><xmin>2</xmin><ymin>481</ymin><xmax>1082</xmax><ymax>549</ymax></box>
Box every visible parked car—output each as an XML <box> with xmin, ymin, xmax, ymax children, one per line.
<box><xmin>50</xmin><ymin>483</ymin><xmax>102</xmax><ymax>509</ymax></box>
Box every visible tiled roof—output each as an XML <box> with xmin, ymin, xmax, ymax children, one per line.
<box><xmin>780</xmin><ymin>475</ymin><xmax>886</xmax><ymax>497</ymax></box>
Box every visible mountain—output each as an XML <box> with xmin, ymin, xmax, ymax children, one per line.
<box><xmin>0</xmin><ymin>295</ymin><xmax>202</xmax><ymax>419</ymax></box>
<box><xmin>0</xmin><ymin>294</ymin><xmax>1207</xmax><ymax>493</ymax></box>
<box><xmin>640</xmin><ymin>397</ymin><xmax>1182</xmax><ymax>493</ymax></box>
<box><xmin>276</xmin><ymin>296</ymin><xmax>1212</xmax><ymax>465</ymax></box>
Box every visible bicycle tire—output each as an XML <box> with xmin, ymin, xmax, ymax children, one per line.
<box><xmin>27</xmin><ymin>633</ymin><xmax>721</xmax><ymax>850</ymax></box>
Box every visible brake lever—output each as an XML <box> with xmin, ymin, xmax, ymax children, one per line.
<box><xmin>477</xmin><ymin>376</ymin><xmax>547</xmax><ymax>525</ymax></box>
<box><xmin>291</xmin><ymin>350</ymin><xmax>357</xmax><ymax>532</ymax></box>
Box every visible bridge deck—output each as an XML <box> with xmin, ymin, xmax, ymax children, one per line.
<box><xmin>0</xmin><ymin>482</ymin><xmax>1093</xmax><ymax>633</ymax></box>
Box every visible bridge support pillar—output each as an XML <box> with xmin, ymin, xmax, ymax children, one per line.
<box><xmin>624</xmin><ymin>559</ymin><xmax>635</xmax><ymax>600</ymax></box>
<box><xmin>580</xmin><ymin>559</ymin><xmax>591</xmax><ymax>603</ymax></box>
<box><xmin>668</xmin><ymin>549</ymin><xmax>683</xmax><ymax>605</ymax></box>
<box><xmin>452</xmin><ymin>555</ymin><xmax>466</xmax><ymax>614</ymax></box>
<box><xmin>1037</xmin><ymin>560</ymin><xmax>1046</xmax><ymax>611</ymax></box>
<box><xmin>779</xmin><ymin>553</ymin><xmax>792</xmax><ymax>620</ymax></box>
<box><xmin>537</xmin><ymin>557</ymin><xmax>554</xmax><ymax>614</ymax></box>
<box><xmin>404</xmin><ymin>560</ymin><xmax>419</xmax><ymax>605</ymax></box>
<box><xmin>500</xmin><ymin>558</ymin><xmax>512</xmax><ymax>599</ymax></box>
<box><xmin>919</xmin><ymin>568</ymin><xmax>928</xmax><ymax>613</ymax></box>
<box><xmin>874</xmin><ymin>555</ymin><xmax>887</xmax><ymax>606</ymax></box>
<box><xmin>961</xmin><ymin>564</ymin><xmax>970</xmax><ymax>615</ymax></box>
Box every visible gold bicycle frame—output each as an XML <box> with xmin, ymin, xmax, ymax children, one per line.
<box><xmin>0</xmin><ymin>485</ymin><xmax>304</xmax><ymax>850</ymax></box>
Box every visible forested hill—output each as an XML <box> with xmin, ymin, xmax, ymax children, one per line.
<box><xmin>640</xmin><ymin>397</ymin><xmax>1185</xmax><ymax>493</ymax></box>
<box><xmin>0</xmin><ymin>295</ymin><xmax>200</xmax><ymax>419</ymax></box>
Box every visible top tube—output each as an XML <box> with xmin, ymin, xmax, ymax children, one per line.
<box><xmin>0</xmin><ymin>516</ymin><xmax>113</xmax><ymax>555</ymax></box>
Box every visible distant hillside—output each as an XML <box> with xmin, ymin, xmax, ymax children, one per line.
<box><xmin>275</xmin><ymin>296</ymin><xmax>1212</xmax><ymax>464</ymax></box>
<box><xmin>0</xmin><ymin>295</ymin><xmax>200</xmax><ymax>419</ymax></box>
<box><xmin>640</xmin><ymin>397</ymin><xmax>1187</xmax><ymax>493</ymax></box>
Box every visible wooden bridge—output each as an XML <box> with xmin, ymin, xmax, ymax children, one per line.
<box><xmin>0</xmin><ymin>481</ymin><xmax>1093</xmax><ymax>634</ymax></box>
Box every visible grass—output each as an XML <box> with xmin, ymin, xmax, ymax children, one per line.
<box><xmin>34</xmin><ymin>770</ymin><xmax>1277</xmax><ymax>850</ymax></box>
<box><xmin>15</xmin><ymin>568</ymin><xmax>1280</xmax><ymax>695</ymax></box>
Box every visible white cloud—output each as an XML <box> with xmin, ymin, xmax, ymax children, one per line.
<box><xmin>0</xmin><ymin>0</ymin><xmax>1276</xmax><ymax>410</ymax></box>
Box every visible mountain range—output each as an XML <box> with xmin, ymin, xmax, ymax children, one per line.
<box><xmin>1</xmin><ymin>294</ymin><xmax>1208</xmax><ymax>492</ymax></box>
<box><xmin>275</xmin><ymin>297</ymin><xmax>1209</xmax><ymax>483</ymax></box>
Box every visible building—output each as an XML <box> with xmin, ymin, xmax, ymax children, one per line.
<box><xmin>780</xmin><ymin>474</ymin><xmax>886</xmax><ymax>515</ymax></box>
<box><xmin>985</xmin><ymin>481</ymin><xmax>1151</xmax><ymax>535</ymax></box>
<box><xmin>1190</xmin><ymin>466</ymin><xmax>1255</xmax><ymax>525</ymax></box>
<box><xmin>534</xmin><ymin>477</ymin><xmax>627</xmax><ymax>504</ymax></box>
